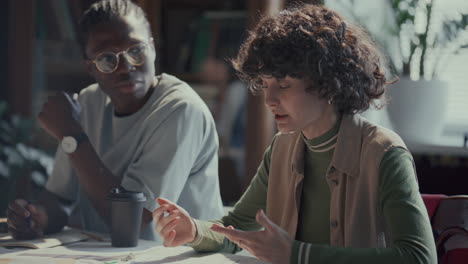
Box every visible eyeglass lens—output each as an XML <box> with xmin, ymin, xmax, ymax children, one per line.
<box><xmin>95</xmin><ymin>44</ymin><xmax>147</xmax><ymax>73</ymax></box>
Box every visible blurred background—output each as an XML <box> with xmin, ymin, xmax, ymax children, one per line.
<box><xmin>0</xmin><ymin>0</ymin><xmax>467</xmax><ymax>214</ymax></box>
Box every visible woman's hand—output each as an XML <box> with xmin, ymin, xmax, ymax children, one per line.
<box><xmin>38</xmin><ymin>92</ymin><xmax>82</xmax><ymax>140</ymax></box>
<box><xmin>211</xmin><ymin>209</ymin><xmax>293</xmax><ymax>264</ymax></box>
<box><xmin>153</xmin><ymin>198</ymin><xmax>197</xmax><ymax>247</ymax></box>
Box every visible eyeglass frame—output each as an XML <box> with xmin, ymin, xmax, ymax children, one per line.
<box><xmin>87</xmin><ymin>37</ymin><xmax>155</xmax><ymax>74</ymax></box>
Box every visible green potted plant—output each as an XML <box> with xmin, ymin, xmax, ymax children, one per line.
<box><xmin>0</xmin><ymin>101</ymin><xmax>53</xmax><ymax>216</ymax></box>
<box><xmin>385</xmin><ymin>0</ymin><xmax>468</xmax><ymax>144</ymax></box>
<box><xmin>328</xmin><ymin>0</ymin><xmax>467</xmax><ymax>143</ymax></box>
<box><xmin>390</xmin><ymin>0</ymin><xmax>468</xmax><ymax>78</ymax></box>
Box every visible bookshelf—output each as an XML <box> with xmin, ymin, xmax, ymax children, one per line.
<box><xmin>153</xmin><ymin>0</ymin><xmax>247</xmax><ymax>77</ymax></box>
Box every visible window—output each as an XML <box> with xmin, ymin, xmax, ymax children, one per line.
<box><xmin>441</xmin><ymin>49</ymin><xmax>468</xmax><ymax>134</ymax></box>
<box><xmin>438</xmin><ymin>1</ymin><xmax>468</xmax><ymax>135</ymax></box>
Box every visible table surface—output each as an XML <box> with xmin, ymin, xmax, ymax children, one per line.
<box><xmin>0</xmin><ymin>232</ymin><xmax>265</xmax><ymax>264</ymax></box>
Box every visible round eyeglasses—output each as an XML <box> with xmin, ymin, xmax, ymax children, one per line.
<box><xmin>90</xmin><ymin>42</ymin><xmax>151</xmax><ymax>74</ymax></box>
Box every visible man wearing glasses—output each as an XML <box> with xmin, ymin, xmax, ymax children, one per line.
<box><xmin>6</xmin><ymin>0</ymin><xmax>224</xmax><ymax>242</ymax></box>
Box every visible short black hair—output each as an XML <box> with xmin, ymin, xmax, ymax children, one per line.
<box><xmin>77</xmin><ymin>0</ymin><xmax>151</xmax><ymax>57</ymax></box>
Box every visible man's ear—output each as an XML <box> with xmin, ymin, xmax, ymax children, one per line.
<box><xmin>84</xmin><ymin>60</ymin><xmax>95</xmax><ymax>75</ymax></box>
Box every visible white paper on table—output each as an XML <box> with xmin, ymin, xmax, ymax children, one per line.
<box><xmin>131</xmin><ymin>246</ymin><xmax>266</xmax><ymax>263</ymax></box>
<box><xmin>0</xmin><ymin>240</ymin><xmax>156</xmax><ymax>264</ymax></box>
<box><xmin>0</xmin><ymin>228</ymin><xmax>95</xmax><ymax>249</ymax></box>
<box><xmin>0</xmin><ymin>240</ymin><xmax>265</xmax><ymax>264</ymax></box>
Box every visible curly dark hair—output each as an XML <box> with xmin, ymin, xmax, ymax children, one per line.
<box><xmin>232</xmin><ymin>4</ymin><xmax>391</xmax><ymax>114</ymax></box>
<box><xmin>77</xmin><ymin>0</ymin><xmax>151</xmax><ymax>58</ymax></box>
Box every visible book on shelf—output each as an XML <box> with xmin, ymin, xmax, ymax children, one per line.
<box><xmin>176</xmin><ymin>11</ymin><xmax>247</xmax><ymax>74</ymax></box>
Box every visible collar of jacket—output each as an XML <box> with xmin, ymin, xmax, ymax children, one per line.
<box><xmin>290</xmin><ymin>114</ymin><xmax>362</xmax><ymax>178</ymax></box>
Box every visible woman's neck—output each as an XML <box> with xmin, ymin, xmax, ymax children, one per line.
<box><xmin>302</xmin><ymin>106</ymin><xmax>339</xmax><ymax>140</ymax></box>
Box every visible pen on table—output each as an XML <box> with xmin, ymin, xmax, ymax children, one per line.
<box><xmin>25</xmin><ymin>200</ymin><xmax>32</xmax><ymax>228</ymax></box>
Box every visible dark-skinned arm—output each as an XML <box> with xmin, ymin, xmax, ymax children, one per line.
<box><xmin>37</xmin><ymin>92</ymin><xmax>152</xmax><ymax>231</ymax></box>
<box><xmin>6</xmin><ymin>188</ymin><xmax>72</xmax><ymax>239</ymax></box>
<box><xmin>65</xmin><ymin>135</ymin><xmax>153</xmax><ymax>228</ymax></box>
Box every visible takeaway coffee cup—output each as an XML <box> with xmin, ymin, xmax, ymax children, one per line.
<box><xmin>106</xmin><ymin>187</ymin><xmax>146</xmax><ymax>247</ymax></box>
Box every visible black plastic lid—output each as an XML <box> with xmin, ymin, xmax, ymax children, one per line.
<box><xmin>106</xmin><ymin>187</ymin><xmax>147</xmax><ymax>202</ymax></box>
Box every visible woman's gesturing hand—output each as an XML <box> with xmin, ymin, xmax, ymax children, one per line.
<box><xmin>211</xmin><ymin>209</ymin><xmax>293</xmax><ymax>264</ymax></box>
<box><xmin>153</xmin><ymin>198</ymin><xmax>197</xmax><ymax>247</ymax></box>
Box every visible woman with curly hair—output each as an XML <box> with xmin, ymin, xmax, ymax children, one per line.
<box><xmin>153</xmin><ymin>4</ymin><xmax>436</xmax><ymax>264</ymax></box>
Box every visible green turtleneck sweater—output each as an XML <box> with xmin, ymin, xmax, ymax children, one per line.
<box><xmin>295</xmin><ymin>120</ymin><xmax>339</xmax><ymax>245</ymax></box>
<box><xmin>188</xmin><ymin>119</ymin><xmax>435</xmax><ymax>264</ymax></box>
